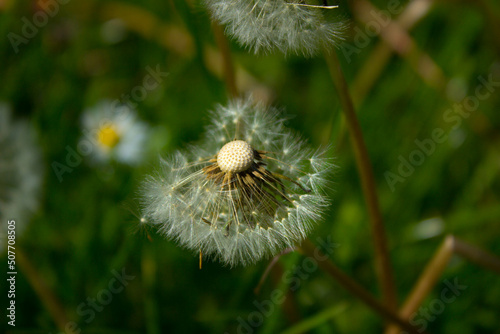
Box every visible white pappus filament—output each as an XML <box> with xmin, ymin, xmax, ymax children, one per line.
<box><xmin>140</xmin><ymin>98</ymin><xmax>333</xmax><ymax>266</ymax></box>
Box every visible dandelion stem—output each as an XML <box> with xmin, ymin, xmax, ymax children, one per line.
<box><xmin>301</xmin><ymin>240</ymin><xmax>425</xmax><ymax>334</ymax></box>
<box><xmin>254</xmin><ymin>247</ymin><xmax>295</xmax><ymax>295</ymax></box>
<box><xmin>453</xmin><ymin>237</ymin><xmax>500</xmax><ymax>274</ymax></box>
<box><xmin>386</xmin><ymin>235</ymin><xmax>500</xmax><ymax>334</ymax></box>
<box><xmin>385</xmin><ymin>236</ymin><xmax>454</xmax><ymax>334</ymax></box>
<box><xmin>324</xmin><ymin>49</ymin><xmax>397</xmax><ymax>311</ymax></box>
<box><xmin>17</xmin><ymin>248</ymin><xmax>74</xmax><ymax>333</ymax></box>
<box><xmin>212</xmin><ymin>21</ymin><xmax>238</xmax><ymax>98</ymax></box>
<box><xmin>270</xmin><ymin>262</ymin><xmax>302</xmax><ymax>325</ymax></box>
<box><xmin>142</xmin><ymin>244</ymin><xmax>161</xmax><ymax>334</ymax></box>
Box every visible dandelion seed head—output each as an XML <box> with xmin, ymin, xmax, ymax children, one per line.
<box><xmin>140</xmin><ymin>97</ymin><xmax>334</xmax><ymax>266</ymax></box>
<box><xmin>0</xmin><ymin>103</ymin><xmax>43</xmax><ymax>250</ymax></box>
<box><xmin>204</xmin><ymin>0</ymin><xmax>345</xmax><ymax>57</ymax></box>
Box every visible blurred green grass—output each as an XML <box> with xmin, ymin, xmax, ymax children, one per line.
<box><xmin>1</xmin><ymin>0</ymin><xmax>499</xmax><ymax>333</ymax></box>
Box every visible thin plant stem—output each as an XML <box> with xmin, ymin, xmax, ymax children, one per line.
<box><xmin>385</xmin><ymin>236</ymin><xmax>454</xmax><ymax>334</ymax></box>
<box><xmin>270</xmin><ymin>263</ymin><xmax>302</xmax><ymax>325</ymax></box>
<box><xmin>16</xmin><ymin>248</ymin><xmax>74</xmax><ymax>333</ymax></box>
<box><xmin>280</xmin><ymin>303</ymin><xmax>348</xmax><ymax>334</ymax></box>
<box><xmin>351</xmin><ymin>0</ymin><xmax>434</xmax><ymax>105</ymax></box>
<box><xmin>386</xmin><ymin>235</ymin><xmax>500</xmax><ymax>334</ymax></box>
<box><xmin>254</xmin><ymin>247</ymin><xmax>295</xmax><ymax>295</ymax></box>
<box><xmin>352</xmin><ymin>0</ymin><xmax>447</xmax><ymax>95</ymax></box>
<box><xmin>453</xmin><ymin>237</ymin><xmax>500</xmax><ymax>274</ymax></box>
<box><xmin>212</xmin><ymin>21</ymin><xmax>238</xmax><ymax>98</ymax></box>
<box><xmin>301</xmin><ymin>240</ymin><xmax>425</xmax><ymax>334</ymax></box>
<box><xmin>142</xmin><ymin>244</ymin><xmax>161</xmax><ymax>334</ymax></box>
<box><xmin>324</xmin><ymin>49</ymin><xmax>397</xmax><ymax>310</ymax></box>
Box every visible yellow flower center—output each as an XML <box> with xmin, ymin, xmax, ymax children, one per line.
<box><xmin>97</xmin><ymin>124</ymin><xmax>120</xmax><ymax>149</ymax></box>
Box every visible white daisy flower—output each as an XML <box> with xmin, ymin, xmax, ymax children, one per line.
<box><xmin>204</xmin><ymin>0</ymin><xmax>345</xmax><ymax>56</ymax></box>
<box><xmin>0</xmin><ymin>103</ymin><xmax>43</xmax><ymax>249</ymax></box>
<box><xmin>80</xmin><ymin>100</ymin><xmax>150</xmax><ymax>165</ymax></box>
<box><xmin>140</xmin><ymin>97</ymin><xmax>333</xmax><ymax>266</ymax></box>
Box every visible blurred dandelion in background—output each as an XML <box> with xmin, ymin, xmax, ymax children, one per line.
<box><xmin>80</xmin><ymin>100</ymin><xmax>150</xmax><ymax>166</ymax></box>
<box><xmin>204</xmin><ymin>0</ymin><xmax>345</xmax><ymax>56</ymax></box>
<box><xmin>0</xmin><ymin>103</ymin><xmax>43</xmax><ymax>249</ymax></box>
<box><xmin>140</xmin><ymin>97</ymin><xmax>333</xmax><ymax>266</ymax></box>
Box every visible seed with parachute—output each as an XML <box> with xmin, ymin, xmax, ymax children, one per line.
<box><xmin>139</xmin><ymin>98</ymin><xmax>334</xmax><ymax>266</ymax></box>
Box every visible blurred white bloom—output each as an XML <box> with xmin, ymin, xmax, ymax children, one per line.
<box><xmin>140</xmin><ymin>98</ymin><xmax>333</xmax><ymax>266</ymax></box>
<box><xmin>80</xmin><ymin>100</ymin><xmax>150</xmax><ymax>165</ymax></box>
<box><xmin>0</xmin><ymin>103</ymin><xmax>43</xmax><ymax>248</ymax></box>
<box><xmin>204</xmin><ymin>0</ymin><xmax>344</xmax><ymax>56</ymax></box>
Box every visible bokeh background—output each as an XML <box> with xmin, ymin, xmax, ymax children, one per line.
<box><xmin>1</xmin><ymin>0</ymin><xmax>500</xmax><ymax>333</ymax></box>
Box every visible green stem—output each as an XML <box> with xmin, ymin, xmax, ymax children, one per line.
<box><xmin>324</xmin><ymin>49</ymin><xmax>397</xmax><ymax>310</ymax></box>
<box><xmin>301</xmin><ymin>240</ymin><xmax>424</xmax><ymax>334</ymax></box>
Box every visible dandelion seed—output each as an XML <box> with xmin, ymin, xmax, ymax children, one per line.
<box><xmin>0</xmin><ymin>103</ymin><xmax>43</xmax><ymax>250</ymax></box>
<box><xmin>204</xmin><ymin>0</ymin><xmax>345</xmax><ymax>56</ymax></box>
<box><xmin>80</xmin><ymin>100</ymin><xmax>150</xmax><ymax>165</ymax></box>
<box><xmin>140</xmin><ymin>98</ymin><xmax>333</xmax><ymax>266</ymax></box>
